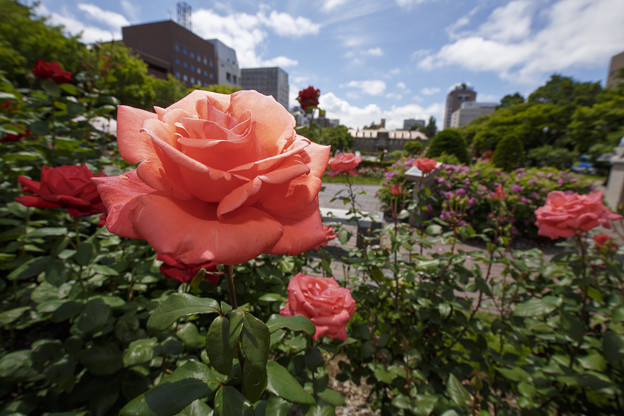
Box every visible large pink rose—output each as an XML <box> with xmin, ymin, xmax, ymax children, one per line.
<box><xmin>94</xmin><ymin>90</ymin><xmax>331</xmax><ymax>265</ymax></box>
<box><xmin>535</xmin><ymin>191</ymin><xmax>622</xmax><ymax>239</ymax></box>
<box><xmin>327</xmin><ymin>152</ymin><xmax>362</xmax><ymax>177</ymax></box>
<box><xmin>279</xmin><ymin>273</ymin><xmax>356</xmax><ymax>341</ymax></box>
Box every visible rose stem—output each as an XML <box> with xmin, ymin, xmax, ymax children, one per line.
<box><xmin>225</xmin><ymin>265</ymin><xmax>238</xmax><ymax>309</ymax></box>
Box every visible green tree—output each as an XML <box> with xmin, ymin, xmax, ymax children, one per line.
<box><xmin>528</xmin><ymin>74</ymin><xmax>601</xmax><ymax>107</ymax></box>
<box><xmin>527</xmin><ymin>145</ymin><xmax>578</xmax><ymax>170</ymax></box>
<box><xmin>404</xmin><ymin>140</ymin><xmax>423</xmax><ymax>155</ymax></box>
<box><xmin>493</xmin><ymin>134</ymin><xmax>525</xmax><ymax>171</ymax></box>
<box><xmin>498</xmin><ymin>92</ymin><xmax>525</xmax><ymax>108</ymax></box>
<box><xmin>426</xmin><ymin>129</ymin><xmax>469</xmax><ymax>164</ymax></box>
<box><xmin>424</xmin><ymin>116</ymin><xmax>437</xmax><ymax>138</ymax></box>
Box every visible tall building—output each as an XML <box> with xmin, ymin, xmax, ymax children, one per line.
<box><xmin>449</xmin><ymin>102</ymin><xmax>497</xmax><ymax>128</ymax></box>
<box><xmin>209</xmin><ymin>39</ymin><xmax>241</xmax><ymax>86</ymax></box>
<box><xmin>241</xmin><ymin>67</ymin><xmax>289</xmax><ymax>110</ymax></box>
<box><xmin>443</xmin><ymin>83</ymin><xmax>476</xmax><ymax>129</ymax></box>
<box><xmin>122</xmin><ymin>20</ymin><xmax>240</xmax><ymax>89</ymax></box>
<box><xmin>606</xmin><ymin>50</ymin><xmax>624</xmax><ymax>88</ymax></box>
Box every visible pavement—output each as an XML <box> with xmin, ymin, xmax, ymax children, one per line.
<box><xmin>318</xmin><ymin>182</ymin><xmax>383</xmax><ymax>213</ymax></box>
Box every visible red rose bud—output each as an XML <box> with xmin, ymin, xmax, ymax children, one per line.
<box><xmin>32</xmin><ymin>60</ymin><xmax>72</xmax><ymax>84</ymax></box>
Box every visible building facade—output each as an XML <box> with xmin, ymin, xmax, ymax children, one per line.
<box><xmin>443</xmin><ymin>83</ymin><xmax>476</xmax><ymax>129</ymax></box>
<box><xmin>209</xmin><ymin>39</ymin><xmax>241</xmax><ymax>86</ymax></box>
<box><xmin>241</xmin><ymin>67</ymin><xmax>289</xmax><ymax>110</ymax></box>
<box><xmin>122</xmin><ymin>20</ymin><xmax>240</xmax><ymax>89</ymax></box>
<box><xmin>403</xmin><ymin>119</ymin><xmax>425</xmax><ymax>130</ymax></box>
<box><xmin>606</xmin><ymin>50</ymin><xmax>624</xmax><ymax>88</ymax></box>
<box><xmin>349</xmin><ymin>129</ymin><xmax>428</xmax><ymax>152</ymax></box>
<box><xmin>449</xmin><ymin>102</ymin><xmax>497</xmax><ymax>128</ymax></box>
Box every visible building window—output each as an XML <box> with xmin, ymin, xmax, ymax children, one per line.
<box><xmin>209</xmin><ymin>73</ymin><xmax>213</xmax><ymax>79</ymax></box>
<box><xmin>175</xmin><ymin>72</ymin><xmax>180</xmax><ymax>79</ymax></box>
<box><xmin>233</xmin><ymin>75</ymin><xmax>237</xmax><ymax>84</ymax></box>
<box><xmin>174</xmin><ymin>43</ymin><xmax>179</xmax><ymax>52</ymax></box>
<box><xmin>190</xmin><ymin>51</ymin><xmax>194</xmax><ymax>59</ymax></box>
<box><xmin>183</xmin><ymin>61</ymin><xmax>187</xmax><ymax>69</ymax></box>
<box><xmin>197</xmin><ymin>68</ymin><xmax>201</xmax><ymax>74</ymax></box>
<box><xmin>183</xmin><ymin>47</ymin><xmax>187</xmax><ymax>56</ymax></box>
<box><xmin>191</xmin><ymin>77</ymin><xmax>195</xmax><ymax>84</ymax></box>
<box><xmin>175</xmin><ymin>58</ymin><xmax>180</xmax><ymax>66</ymax></box>
<box><xmin>197</xmin><ymin>80</ymin><xmax>202</xmax><ymax>87</ymax></box>
<box><xmin>191</xmin><ymin>64</ymin><xmax>195</xmax><ymax>71</ymax></box>
<box><xmin>203</xmin><ymin>57</ymin><xmax>207</xmax><ymax>64</ymax></box>
<box><xmin>203</xmin><ymin>70</ymin><xmax>207</xmax><ymax>76</ymax></box>
<box><xmin>183</xmin><ymin>74</ymin><xmax>188</xmax><ymax>81</ymax></box>
<box><xmin>197</xmin><ymin>55</ymin><xmax>201</xmax><ymax>62</ymax></box>
<box><xmin>209</xmin><ymin>60</ymin><xmax>213</xmax><ymax>68</ymax></box>
<box><xmin>226</xmin><ymin>73</ymin><xmax>231</xmax><ymax>82</ymax></box>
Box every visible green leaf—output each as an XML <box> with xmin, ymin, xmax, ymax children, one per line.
<box><xmin>75</xmin><ymin>299</ymin><xmax>111</xmax><ymax>335</ymax></box>
<box><xmin>124</xmin><ymin>338</ymin><xmax>159</xmax><ymax>367</ymax></box>
<box><xmin>177</xmin><ymin>323</ymin><xmax>205</xmax><ymax>349</ymax></box>
<box><xmin>0</xmin><ymin>306</ymin><xmax>30</xmax><ymax>327</ymax></box>
<box><xmin>514</xmin><ymin>298</ymin><xmax>557</xmax><ymax>317</ymax></box>
<box><xmin>258</xmin><ymin>293</ymin><xmax>286</xmax><ymax>302</ymax></box>
<box><xmin>120</xmin><ymin>379</ymin><xmax>212</xmax><ymax>416</ymax></box>
<box><xmin>447</xmin><ymin>373</ymin><xmax>471</xmax><ymax>409</ymax></box>
<box><xmin>60</xmin><ymin>83</ymin><xmax>81</xmax><ymax>95</ymax></box>
<box><xmin>77</xmin><ymin>342</ymin><xmax>123</xmax><ymax>375</ymax></box>
<box><xmin>266</xmin><ymin>314</ymin><xmax>316</xmax><ymax>336</ymax></box>
<box><xmin>264</xmin><ymin>396</ymin><xmax>293</xmax><ymax>416</ymax></box>
<box><xmin>304</xmin><ymin>405</ymin><xmax>335</xmax><ymax>416</ymax></box>
<box><xmin>317</xmin><ymin>389</ymin><xmax>345</xmax><ymax>406</ymax></box>
<box><xmin>28</xmin><ymin>227</ymin><xmax>68</xmax><ymax>238</ymax></box>
<box><xmin>266</xmin><ymin>360</ymin><xmax>315</xmax><ymax>405</ymax></box>
<box><xmin>240</xmin><ymin>311</ymin><xmax>270</xmax><ymax>402</ymax></box>
<box><xmin>75</xmin><ymin>240</ymin><xmax>98</xmax><ymax>266</ymax></box>
<box><xmin>7</xmin><ymin>256</ymin><xmax>51</xmax><ymax>280</ymax></box>
<box><xmin>147</xmin><ymin>293</ymin><xmax>219</xmax><ymax>331</ymax></box>
<box><xmin>497</xmin><ymin>367</ymin><xmax>530</xmax><ymax>382</ymax></box>
<box><xmin>214</xmin><ymin>385</ymin><xmax>253</xmax><ymax>416</ymax></box>
<box><xmin>206</xmin><ymin>316</ymin><xmax>234</xmax><ymax>376</ymax></box>
<box><xmin>603</xmin><ymin>330</ymin><xmax>623</xmax><ymax>364</ymax></box>
<box><xmin>0</xmin><ymin>350</ymin><xmax>36</xmax><ymax>379</ymax></box>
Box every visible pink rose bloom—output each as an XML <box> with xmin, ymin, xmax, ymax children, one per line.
<box><xmin>535</xmin><ymin>191</ymin><xmax>622</xmax><ymax>239</ymax></box>
<box><xmin>327</xmin><ymin>152</ymin><xmax>362</xmax><ymax>177</ymax></box>
<box><xmin>280</xmin><ymin>273</ymin><xmax>356</xmax><ymax>341</ymax></box>
<box><xmin>94</xmin><ymin>90</ymin><xmax>330</xmax><ymax>265</ymax></box>
<box><xmin>593</xmin><ymin>234</ymin><xmax>611</xmax><ymax>247</ymax></box>
<box><xmin>315</xmin><ymin>225</ymin><xmax>338</xmax><ymax>249</ymax></box>
<box><xmin>413</xmin><ymin>158</ymin><xmax>437</xmax><ymax>174</ymax></box>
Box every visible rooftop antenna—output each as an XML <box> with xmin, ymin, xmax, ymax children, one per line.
<box><xmin>177</xmin><ymin>2</ymin><xmax>192</xmax><ymax>31</ymax></box>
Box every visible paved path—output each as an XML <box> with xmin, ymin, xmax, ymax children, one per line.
<box><xmin>319</xmin><ymin>182</ymin><xmax>383</xmax><ymax>213</ymax></box>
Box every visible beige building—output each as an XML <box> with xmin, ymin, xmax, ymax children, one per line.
<box><xmin>450</xmin><ymin>102</ymin><xmax>497</xmax><ymax>128</ymax></box>
<box><xmin>606</xmin><ymin>50</ymin><xmax>624</xmax><ymax>88</ymax></box>
<box><xmin>444</xmin><ymin>83</ymin><xmax>476</xmax><ymax>129</ymax></box>
<box><xmin>349</xmin><ymin>129</ymin><xmax>428</xmax><ymax>152</ymax></box>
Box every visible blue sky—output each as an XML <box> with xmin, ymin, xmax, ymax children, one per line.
<box><xmin>32</xmin><ymin>0</ymin><xmax>624</xmax><ymax>129</ymax></box>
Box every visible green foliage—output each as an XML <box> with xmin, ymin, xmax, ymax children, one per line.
<box><xmin>527</xmin><ymin>145</ymin><xmax>578</xmax><ymax>170</ymax></box>
<box><xmin>426</xmin><ymin>129</ymin><xmax>470</xmax><ymax>164</ymax></box>
<box><xmin>424</xmin><ymin>116</ymin><xmax>437</xmax><ymax>138</ymax></box>
<box><xmin>404</xmin><ymin>140</ymin><xmax>423</xmax><ymax>155</ymax></box>
<box><xmin>492</xmin><ymin>134</ymin><xmax>525</xmax><ymax>171</ymax></box>
<box><xmin>498</xmin><ymin>92</ymin><xmax>525</xmax><ymax>108</ymax></box>
<box><xmin>297</xmin><ymin>124</ymin><xmax>353</xmax><ymax>153</ymax></box>
<box><xmin>529</xmin><ymin>74</ymin><xmax>602</xmax><ymax>107</ymax></box>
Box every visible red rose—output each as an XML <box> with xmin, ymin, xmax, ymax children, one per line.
<box><xmin>157</xmin><ymin>253</ymin><xmax>219</xmax><ymax>284</ymax></box>
<box><xmin>391</xmin><ymin>183</ymin><xmax>401</xmax><ymax>196</ymax></box>
<box><xmin>413</xmin><ymin>158</ymin><xmax>437</xmax><ymax>174</ymax></box>
<box><xmin>297</xmin><ymin>86</ymin><xmax>320</xmax><ymax>111</ymax></box>
<box><xmin>492</xmin><ymin>186</ymin><xmax>506</xmax><ymax>201</ymax></box>
<box><xmin>327</xmin><ymin>152</ymin><xmax>362</xmax><ymax>177</ymax></box>
<box><xmin>279</xmin><ymin>273</ymin><xmax>356</xmax><ymax>341</ymax></box>
<box><xmin>315</xmin><ymin>225</ymin><xmax>337</xmax><ymax>249</ymax></box>
<box><xmin>593</xmin><ymin>234</ymin><xmax>611</xmax><ymax>247</ymax></box>
<box><xmin>1</xmin><ymin>127</ymin><xmax>29</xmax><ymax>143</ymax></box>
<box><xmin>32</xmin><ymin>60</ymin><xmax>72</xmax><ymax>84</ymax></box>
<box><xmin>94</xmin><ymin>90</ymin><xmax>330</xmax><ymax>266</ymax></box>
<box><xmin>15</xmin><ymin>164</ymin><xmax>106</xmax><ymax>218</ymax></box>
<box><xmin>535</xmin><ymin>191</ymin><xmax>622</xmax><ymax>239</ymax></box>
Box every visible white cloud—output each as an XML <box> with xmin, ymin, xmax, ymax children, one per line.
<box><xmin>120</xmin><ymin>0</ymin><xmax>140</xmax><ymax>22</ymax></box>
<box><xmin>322</xmin><ymin>0</ymin><xmax>350</xmax><ymax>12</ymax></box>
<box><xmin>419</xmin><ymin>0</ymin><xmax>624</xmax><ymax>84</ymax></box>
<box><xmin>420</xmin><ymin>87</ymin><xmax>440</xmax><ymax>95</ymax></box>
<box><xmin>263</xmin><ymin>56</ymin><xmax>298</xmax><ymax>67</ymax></box>
<box><xmin>386</xmin><ymin>92</ymin><xmax>403</xmax><ymax>100</ymax></box>
<box><xmin>259</xmin><ymin>10</ymin><xmax>320</xmax><ymax>37</ymax></box>
<box><xmin>396</xmin><ymin>0</ymin><xmax>432</xmax><ymax>10</ymax></box>
<box><xmin>35</xmin><ymin>3</ymin><xmax>121</xmax><ymax>43</ymax></box>
<box><xmin>320</xmin><ymin>92</ymin><xmax>443</xmax><ymax>129</ymax></box>
<box><xmin>397</xmin><ymin>82</ymin><xmax>407</xmax><ymax>90</ymax></box>
<box><xmin>364</xmin><ymin>47</ymin><xmax>384</xmax><ymax>56</ymax></box>
<box><xmin>77</xmin><ymin>4</ymin><xmax>129</xmax><ymax>29</ymax></box>
<box><xmin>344</xmin><ymin>80</ymin><xmax>386</xmax><ymax>95</ymax></box>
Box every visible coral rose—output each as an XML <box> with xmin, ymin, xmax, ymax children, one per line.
<box><xmin>279</xmin><ymin>273</ymin><xmax>356</xmax><ymax>341</ymax></box>
<box><xmin>391</xmin><ymin>183</ymin><xmax>402</xmax><ymax>196</ymax></box>
<box><xmin>32</xmin><ymin>60</ymin><xmax>72</xmax><ymax>84</ymax></box>
<box><xmin>413</xmin><ymin>158</ymin><xmax>437</xmax><ymax>174</ymax></box>
<box><xmin>534</xmin><ymin>191</ymin><xmax>622</xmax><ymax>239</ymax></box>
<box><xmin>593</xmin><ymin>234</ymin><xmax>611</xmax><ymax>247</ymax></box>
<box><xmin>157</xmin><ymin>253</ymin><xmax>219</xmax><ymax>284</ymax></box>
<box><xmin>327</xmin><ymin>152</ymin><xmax>362</xmax><ymax>177</ymax></box>
<box><xmin>94</xmin><ymin>90</ymin><xmax>330</xmax><ymax>265</ymax></box>
<box><xmin>315</xmin><ymin>225</ymin><xmax>337</xmax><ymax>249</ymax></box>
<box><xmin>16</xmin><ymin>164</ymin><xmax>106</xmax><ymax>218</ymax></box>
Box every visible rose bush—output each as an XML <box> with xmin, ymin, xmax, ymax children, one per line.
<box><xmin>535</xmin><ymin>190</ymin><xmax>622</xmax><ymax>239</ymax></box>
<box><xmin>157</xmin><ymin>253</ymin><xmax>219</xmax><ymax>283</ymax></box>
<box><xmin>327</xmin><ymin>152</ymin><xmax>362</xmax><ymax>177</ymax></box>
<box><xmin>15</xmin><ymin>164</ymin><xmax>106</xmax><ymax>218</ymax></box>
<box><xmin>279</xmin><ymin>273</ymin><xmax>355</xmax><ymax>341</ymax></box>
<box><xmin>95</xmin><ymin>90</ymin><xmax>330</xmax><ymax>265</ymax></box>
<box><xmin>32</xmin><ymin>59</ymin><xmax>72</xmax><ymax>84</ymax></box>
<box><xmin>413</xmin><ymin>157</ymin><xmax>437</xmax><ymax>174</ymax></box>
